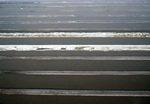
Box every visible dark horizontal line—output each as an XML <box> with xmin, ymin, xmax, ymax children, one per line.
<box><xmin>1</xmin><ymin>1</ymin><xmax>150</xmax><ymax>4</ymax></box>
<box><xmin>1</xmin><ymin>71</ymin><xmax>150</xmax><ymax>76</ymax></box>
<box><xmin>0</xmin><ymin>28</ymin><xmax>150</xmax><ymax>31</ymax></box>
<box><xmin>0</xmin><ymin>15</ymin><xmax>150</xmax><ymax>18</ymax></box>
<box><xmin>1</xmin><ymin>9</ymin><xmax>149</xmax><ymax>13</ymax></box>
<box><xmin>0</xmin><ymin>56</ymin><xmax>150</xmax><ymax>60</ymax></box>
<box><xmin>0</xmin><ymin>89</ymin><xmax>150</xmax><ymax>96</ymax></box>
<box><xmin>1</xmin><ymin>21</ymin><xmax>150</xmax><ymax>24</ymax></box>
<box><xmin>0</xmin><ymin>5</ymin><xmax>150</xmax><ymax>8</ymax></box>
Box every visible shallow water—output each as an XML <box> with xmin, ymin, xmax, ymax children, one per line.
<box><xmin>0</xmin><ymin>0</ymin><xmax>150</xmax><ymax>32</ymax></box>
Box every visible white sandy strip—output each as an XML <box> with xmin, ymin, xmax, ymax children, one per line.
<box><xmin>0</xmin><ymin>45</ymin><xmax>150</xmax><ymax>51</ymax></box>
<box><xmin>0</xmin><ymin>32</ymin><xmax>150</xmax><ymax>38</ymax></box>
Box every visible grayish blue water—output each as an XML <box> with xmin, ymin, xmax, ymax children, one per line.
<box><xmin>0</xmin><ymin>0</ymin><xmax>150</xmax><ymax>32</ymax></box>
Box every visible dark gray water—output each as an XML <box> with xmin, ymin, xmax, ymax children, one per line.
<box><xmin>0</xmin><ymin>37</ymin><xmax>150</xmax><ymax>45</ymax></box>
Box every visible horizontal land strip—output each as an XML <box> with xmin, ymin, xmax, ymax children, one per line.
<box><xmin>0</xmin><ymin>89</ymin><xmax>150</xmax><ymax>97</ymax></box>
<box><xmin>0</xmin><ymin>56</ymin><xmax>150</xmax><ymax>60</ymax></box>
<box><xmin>1</xmin><ymin>21</ymin><xmax>150</xmax><ymax>24</ymax></box>
<box><xmin>0</xmin><ymin>33</ymin><xmax>149</xmax><ymax>38</ymax></box>
<box><xmin>1</xmin><ymin>1</ymin><xmax>150</xmax><ymax>4</ymax></box>
<box><xmin>1</xmin><ymin>71</ymin><xmax>150</xmax><ymax>76</ymax></box>
<box><xmin>0</xmin><ymin>28</ymin><xmax>150</xmax><ymax>31</ymax></box>
<box><xmin>1</xmin><ymin>5</ymin><xmax>150</xmax><ymax>8</ymax></box>
<box><xmin>1</xmin><ymin>9</ymin><xmax>149</xmax><ymax>13</ymax></box>
<box><xmin>0</xmin><ymin>15</ymin><xmax>150</xmax><ymax>18</ymax></box>
<box><xmin>0</xmin><ymin>45</ymin><xmax>150</xmax><ymax>51</ymax></box>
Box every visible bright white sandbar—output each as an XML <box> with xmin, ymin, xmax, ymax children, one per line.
<box><xmin>0</xmin><ymin>32</ymin><xmax>150</xmax><ymax>38</ymax></box>
<box><xmin>0</xmin><ymin>45</ymin><xmax>150</xmax><ymax>51</ymax></box>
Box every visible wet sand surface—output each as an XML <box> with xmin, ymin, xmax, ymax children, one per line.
<box><xmin>0</xmin><ymin>0</ymin><xmax>150</xmax><ymax>104</ymax></box>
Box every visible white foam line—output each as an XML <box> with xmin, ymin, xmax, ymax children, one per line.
<box><xmin>0</xmin><ymin>45</ymin><xmax>150</xmax><ymax>51</ymax></box>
